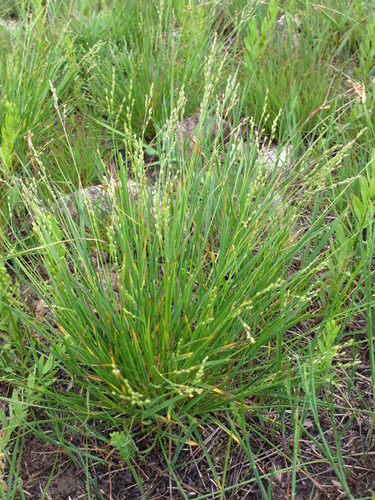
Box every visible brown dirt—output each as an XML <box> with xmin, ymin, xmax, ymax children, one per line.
<box><xmin>3</xmin><ymin>368</ymin><xmax>375</xmax><ymax>500</ymax></box>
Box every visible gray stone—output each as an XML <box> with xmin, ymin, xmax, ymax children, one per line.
<box><xmin>255</xmin><ymin>143</ymin><xmax>292</xmax><ymax>175</ymax></box>
<box><xmin>174</xmin><ymin>114</ymin><xmax>232</xmax><ymax>157</ymax></box>
<box><xmin>54</xmin><ymin>179</ymin><xmax>157</xmax><ymax>222</ymax></box>
<box><xmin>0</xmin><ymin>18</ymin><xmax>19</xmax><ymax>32</ymax></box>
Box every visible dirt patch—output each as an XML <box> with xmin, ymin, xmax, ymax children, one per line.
<box><xmin>16</xmin><ymin>440</ymin><xmax>88</xmax><ymax>499</ymax></box>
<box><xmin>4</xmin><ymin>387</ymin><xmax>375</xmax><ymax>500</ymax></box>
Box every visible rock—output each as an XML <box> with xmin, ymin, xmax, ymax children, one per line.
<box><xmin>0</xmin><ymin>18</ymin><xmax>19</xmax><ymax>32</ymax></box>
<box><xmin>174</xmin><ymin>114</ymin><xmax>232</xmax><ymax>157</ymax></box>
<box><xmin>21</xmin><ymin>284</ymin><xmax>55</xmax><ymax>324</ymax></box>
<box><xmin>276</xmin><ymin>13</ymin><xmax>301</xmax><ymax>49</ymax></box>
<box><xmin>57</xmin><ymin>184</ymin><xmax>110</xmax><ymax>221</ymax></box>
<box><xmin>34</xmin><ymin>299</ymin><xmax>48</xmax><ymax>321</ymax></box>
<box><xmin>256</xmin><ymin>143</ymin><xmax>292</xmax><ymax>175</ymax></box>
<box><xmin>53</xmin><ymin>179</ymin><xmax>158</xmax><ymax>222</ymax></box>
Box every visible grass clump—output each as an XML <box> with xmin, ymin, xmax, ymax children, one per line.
<box><xmin>0</xmin><ymin>0</ymin><xmax>374</xmax><ymax>498</ymax></box>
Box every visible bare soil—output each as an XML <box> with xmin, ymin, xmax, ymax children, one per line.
<box><xmin>8</xmin><ymin>412</ymin><xmax>375</xmax><ymax>499</ymax></box>
<box><xmin>3</xmin><ymin>352</ymin><xmax>374</xmax><ymax>500</ymax></box>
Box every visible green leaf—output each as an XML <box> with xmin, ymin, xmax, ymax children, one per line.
<box><xmin>359</xmin><ymin>177</ymin><xmax>370</xmax><ymax>204</ymax></box>
<box><xmin>317</xmin><ymin>339</ymin><xmax>325</xmax><ymax>353</ymax></box>
<box><xmin>335</xmin><ymin>224</ymin><xmax>347</xmax><ymax>248</ymax></box>
<box><xmin>352</xmin><ymin>195</ymin><xmax>365</xmax><ymax>220</ymax></box>
<box><xmin>110</xmin><ymin>430</ymin><xmax>138</xmax><ymax>461</ymax></box>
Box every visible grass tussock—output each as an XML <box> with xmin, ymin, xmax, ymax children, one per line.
<box><xmin>0</xmin><ymin>0</ymin><xmax>374</xmax><ymax>498</ymax></box>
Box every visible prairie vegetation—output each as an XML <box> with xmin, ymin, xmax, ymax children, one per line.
<box><xmin>0</xmin><ymin>0</ymin><xmax>374</xmax><ymax>498</ymax></box>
